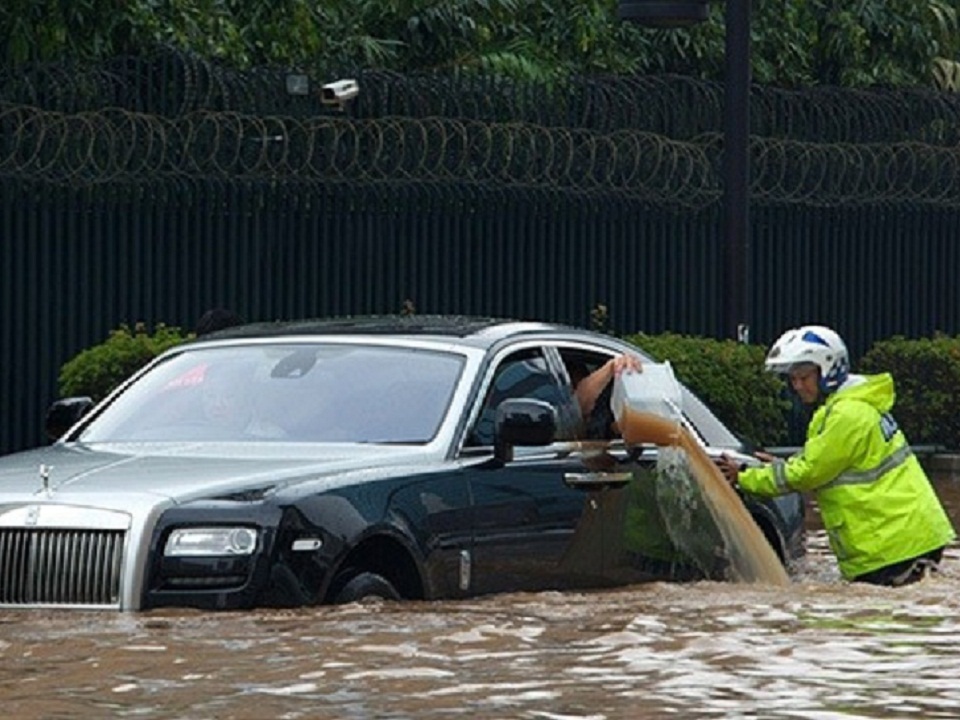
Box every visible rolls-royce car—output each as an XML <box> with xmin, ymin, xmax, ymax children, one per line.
<box><xmin>0</xmin><ymin>316</ymin><xmax>805</xmax><ymax>610</ymax></box>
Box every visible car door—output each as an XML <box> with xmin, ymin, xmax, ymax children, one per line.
<box><xmin>460</xmin><ymin>345</ymin><xmax>633</xmax><ymax>596</ymax></box>
<box><xmin>551</xmin><ymin>343</ymin><xmax>693</xmax><ymax>583</ymax></box>
<box><xmin>553</xmin><ymin>342</ymin><xmax>760</xmax><ymax>584</ymax></box>
<box><xmin>565</xmin><ymin>443</ymin><xmax>700</xmax><ymax>585</ymax></box>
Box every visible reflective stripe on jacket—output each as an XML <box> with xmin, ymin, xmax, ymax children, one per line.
<box><xmin>738</xmin><ymin>373</ymin><xmax>956</xmax><ymax>579</ymax></box>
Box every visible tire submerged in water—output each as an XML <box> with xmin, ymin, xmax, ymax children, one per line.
<box><xmin>332</xmin><ymin>571</ymin><xmax>402</xmax><ymax>604</ymax></box>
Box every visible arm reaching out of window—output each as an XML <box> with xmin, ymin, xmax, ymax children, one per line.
<box><xmin>573</xmin><ymin>354</ymin><xmax>642</xmax><ymax>419</ymax></box>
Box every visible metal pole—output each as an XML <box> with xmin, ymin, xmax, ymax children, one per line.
<box><xmin>723</xmin><ymin>0</ymin><xmax>751</xmax><ymax>344</ymax></box>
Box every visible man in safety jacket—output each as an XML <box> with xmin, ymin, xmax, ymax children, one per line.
<box><xmin>716</xmin><ymin>325</ymin><xmax>955</xmax><ymax>586</ymax></box>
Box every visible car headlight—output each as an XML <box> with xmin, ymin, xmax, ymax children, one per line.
<box><xmin>164</xmin><ymin>527</ymin><xmax>258</xmax><ymax>557</ymax></box>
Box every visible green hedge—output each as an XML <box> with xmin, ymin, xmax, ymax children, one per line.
<box><xmin>58</xmin><ymin>323</ymin><xmax>190</xmax><ymax>402</ymax></box>
<box><xmin>859</xmin><ymin>334</ymin><xmax>960</xmax><ymax>450</ymax></box>
<box><xmin>630</xmin><ymin>332</ymin><xmax>960</xmax><ymax>451</ymax></box>
<box><xmin>622</xmin><ymin>332</ymin><xmax>791</xmax><ymax>450</ymax></box>
<box><xmin>58</xmin><ymin>324</ymin><xmax>960</xmax><ymax>450</ymax></box>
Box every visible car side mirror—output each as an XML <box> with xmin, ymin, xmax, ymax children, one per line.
<box><xmin>45</xmin><ymin>397</ymin><xmax>94</xmax><ymax>441</ymax></box>
<box><xmin>494</xmin><ymin>398</ymin><xmax>557</xmax><ymax>463</ymax></box>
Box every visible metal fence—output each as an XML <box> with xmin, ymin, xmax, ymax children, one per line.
<box><xmin>2</xmin><ymin>48</ymin><xmax>959</xmax><ymax>454</ymax></box>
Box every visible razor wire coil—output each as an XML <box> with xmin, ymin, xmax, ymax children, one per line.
<box><xmin>3</xmin><ymin>47</ymin><xmax>960</xmax><ymax>207</ymax></box>
<box><xmin>3</xmin><ymin>103</ymin><xmax>960</xmax><ymax>208</ymax></box>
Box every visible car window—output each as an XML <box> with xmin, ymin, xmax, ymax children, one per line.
<box><xmin>466</xmin><ymin>348</ymin><xmax>580</xmax><ymax>447</ymax></box>
<box><xmin>557</xmin><ymin>344</ymin><xmax>742</xmax><ymax>449</ymax></box>
<box><xmin>674</xmin><ymin>388</ymin><xmax>741</xmax><ymax>447</ymax></box>
<box><xmin>556</xmin><ymin>346</ymin><xmax>620</xmax><ymax>440</ymax></box>
<box><xmin>77</xmin><ymin>344</ymin><xmax>465</xmax><ymax>444</ymax></box>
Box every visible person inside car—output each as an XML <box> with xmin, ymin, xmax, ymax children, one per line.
<box><xmin>200</xmin><ymin>362</ymin><xmax>286</xmax><ymax>439</ymax></box>
<box><xmin>568</xmin><ymin>354</ymin><xmax>642</xmax><ymax>440</ymax></box>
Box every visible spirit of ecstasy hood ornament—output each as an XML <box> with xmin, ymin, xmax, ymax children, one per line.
<box><xmin>39</xmin><ymin>464</ymin><xmax>53</xmax><ymax>495</ymax></box>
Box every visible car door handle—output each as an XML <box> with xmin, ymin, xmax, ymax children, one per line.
<box><xmin>563</xmin><ymin>472</ymin><xmax>633</xmax><ymax>489</ymax></box>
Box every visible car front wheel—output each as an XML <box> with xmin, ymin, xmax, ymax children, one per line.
<box><xmin>331</xmin><ymin>571</ymin><xmax>401</xmax><ymax>604</ymax></box>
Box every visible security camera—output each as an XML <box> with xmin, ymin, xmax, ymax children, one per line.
<box><xmin>321</xmin><ymin>79</ymin><xmax>360</xmax><ymax>105</ymax></box>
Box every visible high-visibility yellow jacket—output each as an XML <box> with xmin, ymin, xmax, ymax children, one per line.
<box><xmin>738</xmin><ymin>373</ymin><xmax>956</xmax><ymax>579</ymax></box>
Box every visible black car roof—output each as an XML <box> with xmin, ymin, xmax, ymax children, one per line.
<box><xmin>199</xmin><ymin>315</ymin><xmax>588</xmax><ymax>350</ymax></box>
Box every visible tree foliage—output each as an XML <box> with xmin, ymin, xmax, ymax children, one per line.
<box><xmin>2</xmin><ymin>0</ymin><xmax>959</xmax><ymax>88</ymax></box>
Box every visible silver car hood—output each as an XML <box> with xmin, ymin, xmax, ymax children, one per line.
<box><xmin>0</xmin><ymin>441</ymin><xmax>440</xmax><ymax>509</ymax></box>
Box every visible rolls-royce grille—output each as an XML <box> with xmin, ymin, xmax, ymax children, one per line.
<box><xmin>0</xmin><ymin>529</ymin><xmax>125</xmax><ymax>607</ymax></box>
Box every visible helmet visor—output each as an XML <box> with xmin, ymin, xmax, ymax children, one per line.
<box><xmin>765</xmin><ymin>358</ymin><xmax>818</xmax><ymax>377</ymax></box>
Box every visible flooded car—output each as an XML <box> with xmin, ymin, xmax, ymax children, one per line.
<box><xmin>0</xmin><ymin>316</ymin><xmax>804</xmax><ymax>610</ymax></box>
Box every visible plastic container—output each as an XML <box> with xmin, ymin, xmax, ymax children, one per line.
<box><xmin>610</xmin><ymin>361</ymin><xmax>683</xmax><ymax>424</ymax></box>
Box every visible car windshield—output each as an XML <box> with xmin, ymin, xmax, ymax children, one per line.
<box><xmin>78</xmin><ymin>343</ymin><xmax>466</xmax><ymax>444</ymax></box>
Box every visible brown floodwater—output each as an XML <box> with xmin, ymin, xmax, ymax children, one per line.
<box><xmin>3</xmin><ymin>475</ymin><xmax>960</xmax><ymax>720</ymax></box>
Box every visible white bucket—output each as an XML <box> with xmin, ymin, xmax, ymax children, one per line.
<box><xmin>610</xmin><ymin>361</ymin><xmax>683</xmax><ymax>424</ymax></box>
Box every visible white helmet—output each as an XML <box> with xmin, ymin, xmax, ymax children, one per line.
<box><xmin>764</xmin><ymin>325</ymin><xmax>849</xmax><ymax>393</ymax></box>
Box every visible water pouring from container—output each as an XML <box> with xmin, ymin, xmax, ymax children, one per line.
<box><xmin>612</xmin><ymin>362</ymin><xmax>789</xmax><ymax>586</ymax></box>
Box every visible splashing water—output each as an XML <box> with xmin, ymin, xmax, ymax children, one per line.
<box><xmin>619</xmin><ymin>408</ymin><xmax>789</xmax><ymax>585</ymax></box>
